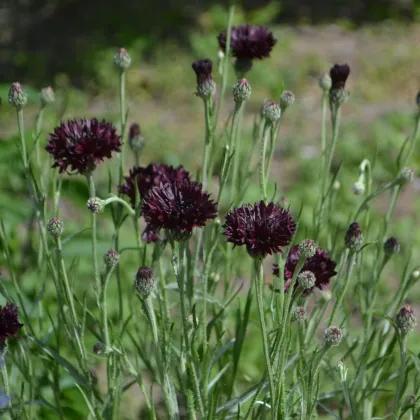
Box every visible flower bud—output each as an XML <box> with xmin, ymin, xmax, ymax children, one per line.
<box><xmin>298</xmin><ymin>271</ymin><xmax>316</xmax><ymax>290</ymax></box>
<box><xmin>40</xmin><ymin>87</ymin><xmax>55</xmax><ymax>107</ymax></box>
<box><xmin>128</xmin><ymin>123</ymin><xmax>145</xmax><ymax>153</ymax></box>
<box><xmin>8</xmin><ymin>83</ymin><xmax>28</xmax><ymax>110</ymax></box>
<box><xmin>352</xmin><ymin>181</ymin><xmax>365</xmax><ymax>195</ymax></box>
<box><xmin>411</xmin><ymin>268</ymin><xmax>420</xmax><ymax>280</ymax></box>
<box><xmin>87</xmin><ymin>197</ymin><xmax>105</xmax><ymax>214</ymax></box>
<box><xmin>319</xmin><ymin>73</ymin><xmax>332</xmax><ymax>92</ymax></box>
<box><xmin>192</xmin><ymin>59</ymin><xmax>216</xmax><ymax>99</ymax></box>
<box><xmin>279</xmin><ymin>90</ymin><xmax>295</xmax><ymax>110</ymax></box>
<box><xmin>299</xmin><ymin>239</ymin><xmax>316</xmax><ymax>259</ymax></box>
<box><xmin>396</xmin><ymin>304</ymin><xmax>417</xmax><ymax>334</ymax></box>
<box><xmin>384</xmin><ymin>237</ymin><xmax>400</xmax><ymax>256</ymax></box>
<box><xmin>291</xmin><ymin>306</ymin><xmax>307</xmax><ymax>323</ymax></box>
<box><xmin>329</xmin><ymin>64</ymin><xmax>350</xmax><ymax>106</ymax></box>
<box><xmin>398</xmin><ymin>168</ymin><xmax>415</xmax><ymax>185</ymax></box>
<box><xmin>263</xmin><ymin>100</ymin><xmax>281</xmax><ymax>123</ymax></box>
<box><xmin>104</xmin><ymin>249</ymin><xmax>120</xmax><ymax>268</ymax></box>
<box><xmin>114</xmin><ymin>48</ymin><xmax>132</xmax><ymax>70</ymax></box>
<box><xmin>345</xmin><ymin>222</ymin><xmax>364</xmax><ymax>252</ymax></box>
<box><xmin>46</xmin><ymin>218</ymin><xmax>64</xmax><ymax>237</ymax></box>
<box><xmin>333</xmin><ymin>180</ymin><xmax>341</xmax><ymax>191</ymax></box>
<box><xmin>92</xmin><ymin>342</ymin><xmax>111</xmax><ymax>355</ymax></box>
<box><xmin>324</xmin><ymin>326</ymin><xmax>343</xmax><ymax>346</ymax></box>
<box><xmin>135</xmin><ymin>267</ymin><xmax>156</xmax><ymax>299</ymax></box>
<box><xmin>232</xmin><ymin>79</ymin><xmax>251</xmax><ymax>103</ymax></box>
<box><xmin>336</xmin><ymin>361</ymin><xmax>348</xmax><ymax>382</ymax></box>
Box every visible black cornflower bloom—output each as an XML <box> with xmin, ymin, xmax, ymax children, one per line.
<box><xmin>224</xmin><ymin>201</ymin><xmax>296</xmax><ymax>259</ymax></box>
<box><xmin>119</xmin><ymin>164</ymin><xmax>191</xmax><ymax>208</ymax></box>
<box><xmin>46</xmin><ymin>118</ymin><xmax>122</xmax><ymax>173</ymax></box>
<box><xmin>142</xmin><ymin>181</ymin><xmax>217</xmax><ymax>239</ymax></box>
<box><xmin>329</xmin><ymin>64</ymin><xmax>350</xmax><ymax>90</ymax></box>
<box><xmin>0</xmin><ymin>303</ymin><xmax>23</xmax><ymax>344</ymax></box>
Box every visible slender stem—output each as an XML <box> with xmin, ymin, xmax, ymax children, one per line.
<box><xmin>392</xmin><ymin>334</ymin><xmax>407</xmax><ymax>419</ymax></box>
<box><xmin>328</xmin><ymin>252</ymin><xmax>356</xmax><ymax>326</ymax></box>
<box><xmin>118</xmin><ymin>69</ymin><xmax>126</xmax><ymax>184</ymax></box>
<box><xmin>213</xmin><ymin>3</ymin><xmax>235</xmax><ymax>132</ymax></box>
<box><xmin>34</xmin><ymin>106</ymin><xmax>45</xmax><ymax>167</ymax></box>
<box><xmin>17</xmin><ymin>109</ymin><xmax>28</xmax><ymax>169</ymax></box>
<box><xmin>230</xmin><ymin>103</ymin><xmax>245</xmax><ymax>204</ymax></box>
<box><xmin>103</xmin><ymin>196</ymin><xmax>136</xmax><ymax>216</ymax></box>
<box><xmin>55</xmin><ymin>236</ymin><xmax>78</xmax><ymax>326</ymax></box>
<box><xmin>87</xmin><ymin>173</ymin><xmax>101</xmax><ymax>296</ymax></box>
<box><xmin>265</xmin><ymin>122</ymin><xmax>277</xmax><ymax>183</ymax></box>
<box><xmin>401</xmin><ymin>113</ymin><xmax>420</xmax><ymax>169</ymax></box>
<box><xmin>320</xmin><ymin>92</ymin><xmax>328</xmax><ymax>170</ymax></box>
<box><xmin>202</xmin><ymin>97</ymin><xmax>214</xmax><ymax>189</ymax></box>
<box><xmin>254</xmin><ymin>259</ymin><xmax>276</xmax><ymax>413</ymax></box>
<box><xmin>102</xmin><ymin>266</ymin><xmax>116</xmax><ymax>347</ymax></box>
<box><xmin>0</xmin><ymin>352</ymin><xmax>11</xmax><ymax>410</ymax></box>
<box><xmin>259</xmin><ymin>120</ymin><xmax>271</xmax><ymax>203</ymax></box>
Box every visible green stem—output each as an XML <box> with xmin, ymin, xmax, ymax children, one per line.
<box><xmin>230</xmin><ymin>102</ymin><xmax>245</xmax><ymax>204</ymax></box>
<box><xmin>118</xmin><ymin>69</ymin><xmax>126</xmax><ymax>184</ymax></box>
<box><xmin>103</xmin><ymin>195</ymin><xmax>136</xmax><ymax>216</ymax></box>
<box><xmin>0</xmin><ymin>352</ymin><xmax>11</xmax><ymax>410</ymax></box>
<box><xmin>17</xmin><ymin>109</ymin><xmax>28</xmax><ymax>168</ymax></box>
<box><xmin>328</xmin><ymin>252</ymin><xmax>356</xmax><ymax>326</ymax></box>
<box><xmin>55</xmin><ymin>236</ymin><xmax>78</xmax><ymax>326</ymax></box>
<box><xmin>202</xmin><ymin>97</ymin><xmax>214</xmax><ymax>189</ymax></box>
<box><xmin>265</xmin><ymin>122</ymin><xmax>277</xmax><ymax>183</ymax></box>
<box><xmin>259</xmin><ymin>120</ymin><xmax>271</xmax><ymax>203</ymax></box>
<box><xmin>34</xmin><ymin>106</ymin><xmax>45</xmax><ymax>167</ymax></box>
<box><xmin>392</xmin><ymin>334</ymin><xmax>407</xmax><ymax>419</ymax></box>
<box><xmin>102</xmin><ymin>266</ymin><xmax>116</xmax><ymax>347</ymax></box>
<box><xmin>87</xmin><ymin>173</ymin><xmax>101</xmax><ymax>296</ymax></box>
<box><xmin>400</xmin><ymin>113</ymin><xmax>420</xmax><ymax>169</ymax></box>
<box><xmin>254</xmin><ymin>259</ymin><xmax>276</xmax><ymax>414</ymax></box>
<box><xmin>174</xmin><ymin>241</ymin><xmax>205</xmax><ymax>418</ymax></box>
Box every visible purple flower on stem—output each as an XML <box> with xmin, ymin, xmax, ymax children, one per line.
<box><xmin>224</xmin><ymin>201</ymin><xmax>296</xmax><ymax>259</ymax></box>
<box><xmin>46</xmin><ymin>118</ymin><xmax>122</xmax><ymax>174</ymax></box>
<box><xmin>0</xmin><ymin>303</ymin><xmax>23</xmax><ymax>344</ymax></box>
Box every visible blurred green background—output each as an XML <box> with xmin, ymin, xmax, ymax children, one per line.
<box><xmin>1</xmin><ymin>1</ymin><xmax>420</xmax><ymax>417</ymax></box>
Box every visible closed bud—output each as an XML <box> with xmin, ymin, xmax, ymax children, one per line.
<box><xmin>46</xmin><ymin>218</ymin><xmax>64</xmax><ymax>237</ymax></box>
<box><xmin>8</xmin><ymin>83</ymin><xmax>28</xmax><ymax>110</ymax></box>
<box><xmin>135</xmin><ymin>267</ymin><xmax>156</xmax><ymax>299</ymax></box>
<box><xmin>324</xmin><ymin>326</ymin><xmax>343</xmax><ymax>346</ymax></box>
<box><xmin>263</xmin><ymin>100</ymin><xmax>281</xmax><ymax>123</ymax></box>
<box><xmin>298</xmin><ymin>271</ymin><xmax>316</xmax><ymax>290</ymax></box>
<box><xmin>396</xmin><ymin>304</ymin><xmax>417</xmax><ymax>334</ymax></box>
<box><xmin>40</xmin><ymin>87</ymin><xmax>55</xmax><ymax>106</ymax></box>
<box><xmin>291</xmin><ymin>306</ymin><xmax>307</xmax><ymax>323</ymax></box>
<box><xmin>345</xmin><ymin>222</ymin><xmax>364</xmax><ymax>252</ymax></box>
<box><xmin>279</xmin><ymin>90</ymin><xmax>295</xmax><ymax>110</ymax></box>
<box><xmin>128</xmin><ymin>123</ymin><xmax>145</xmax><ymax>153</ymax></box>
<box><xmin>92</xmin><ymin>342</ymin><xmax>111</xmax><ymax>355</ymax></box>
<box><xmin>384</xmin><ymin>237</ymin><xmax>400</xmax><ymax>256</ymax></box>
<box><xmin>87</xmin><ymin>197</ymin><xmax>105</xmax><ymax>214</ymax></box>
<box><xmin>319</xmin><ymin>73</ymin><xmax>332</xmax><ymax>92</ymax></box>
<box><xmin>232</xmin><ymin>79</ymin><xmax>251</xmax><ymax>102</ymax></box>
<box><xmin>114</xmin><ymin>48</ymin><xmax>132</xmax><ymax>70</ymax></box>
<box><xmin>336</xmin><ymin>361</ymin><xmax>348</xmax><ymax>382</ymax></box>
<box><xmin>192</xmin><ymin>59</ymin><xmax>216</xmax><ymax>99</ymax></box>
<box><xmin>352</xmin><ymin>181</ymin><xmax>365</xmax><ymax>195</ymax></box>
<box><xmin>411</xmin><ymin>268</ymin><xmax>420</xmax><ymax>280</ymax></box>
<box><xmin>104</xmin><ymin>249</ymin><xmax>120</xmax><ymax>268</ymax></box>
<box><xmin>398</xmin><ymin>168</ymin><xmax>415</xmax><ymax>185</ymax></box>
<box><xmin>299</xmin><ymin>239</ymin><xmax>316</xmax><ymax>259</ymax></box>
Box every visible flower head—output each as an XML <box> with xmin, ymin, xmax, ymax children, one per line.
<box><xmin>298</xmin><ymin>271</ymin><xmax>316</xmax><ymax>290</ymax></box>
<box><xmin>40</xmin><ymin>87</ymin><xmax>55</xmax><ymax>106</ymax></box>
<box><xmin>279</xmin><ymin>91</ymin><xmax>295</xmax><ymax>110</ymax></box>
<box><xmin>396</xmin><ymin>304</ymin><xmax>417</xmax><ymax>334</ymax></box>
<box><xmin>135</xmin><ymin>267</ymin><xmax>156</xmax><ymax>299</ymax></box>
<box><xmin>46</xmin><ymin>218</ymin><xmax>64</xmax><ymax>237</ymax></box>
<box><xmin>324</xmin><ymin>326</ymin><xmax>343</xmax><ymax>346</ymax></box>
<box><xmin>329</xmin><ymin>64</ymin><xmax>350</xmax><ymax>90</ymax></box>
<box><xmin>119</xmin><ymin>164</ymin><xmax>191</xmax><ymax>208</ymax></box>
<box><xmin>192</xmin><ymin>59</ymin><xmax>216</xmax><ymax>99</ymax></box>
<box><xmin>218</xmin><ymin>25</ymin><xmax>276</xmax><ymax>61</ymax></box>
<box><xmin>384</xmin><ymin>237</ymin><xmax>400</xmax><ymax>256</ymax></box>
<box><xmin>232</xmin><ymin>79</ymin><xmax>251</xmax><ymax>102</ymax></box>
<box><xmin>0</xmin><ymin>303</ymin><xmax>23</xmax><ymax>344</ymax></box>
<box><xmin>263</xmin><ymin>101</ymin><xmax>281</xmax><ymax>123</ymax></box>
<box><xmin>46</xmin><ymin>118</ymin><xmax>122</xmax><ymax>174</ymax></box>
<box><xmin>291</xmin><ymin>306</ymin><xmax>307</xmax><ymax>323</ymax></box>
<box><xmin>345</xmin><ymin>222</ymin><xmax>364</xmax><ymax>252</ymax></box>
<box><xmin>142</xmin><ymin>181</ymin><xmax>217</xmax><ymax>238</ymax></box>
<box><xmin>274</xmin><ymin>245</ymin><xmax>337</xmax><ymax>293</ymax></box>
<box><xmin>128</xmin><ymin>123</ymin><xmax>145</xmax><ymax>153</ymax></box>
<box><xmin>114</xmin><ymin>48</ymin><xmax>131</xmax><ymax>70</ymax></box>
<box><xmin>8</xmin><ymin>83</ymin><xmax>27</xmax><ymax>109</ymax></box>
<box><xmin>104</xmin><ymin>249</ymin><xmax>120</xmax><ymax>268</ymax></box>
<box><xmin>224</xmin><ymin>201</ymin><xmax>296</xmax><ymax>259</ymax></box>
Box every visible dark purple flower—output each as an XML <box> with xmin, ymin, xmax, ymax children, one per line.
<box><xmin>0</xmin><ymin>303</ymin><xmax>23</xmax><ymax>344</ymax></box>
<box><xmin>329</xmin><ymin>64</ymin><xmax>350</xmax><ymax>90</ymax></box>
<box><xmin>224</xmin><ymin>201</ymin><xmax>296</xmax><ymax>259</ymax></box>
<box><xmin>192</xmin><ymin>59</ymin><xmax>213</xmax><ymax>84</ymax></box>
<box><xmin>218</xmin><ymin>25</ymin><xmax>276</xmax><ymax>61</ymax></box>
<box><xmin>46</xmin><ymin>118</ymin><xmax>122</xmax><ymax>173</ymax></box>
<box><xmin>142</xmin><ymin>181</ymin><xmax>217</xmax><ymax>237</ymax></box>
<box><xmin>274</xmin><ymin>245</ymin><xmax>337</xmax><ymax>293</ymax></box>
<box><xmin>119</xmin><ymin>164</ymin><xmax>191</xmax><ymax>208</ymax></box>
